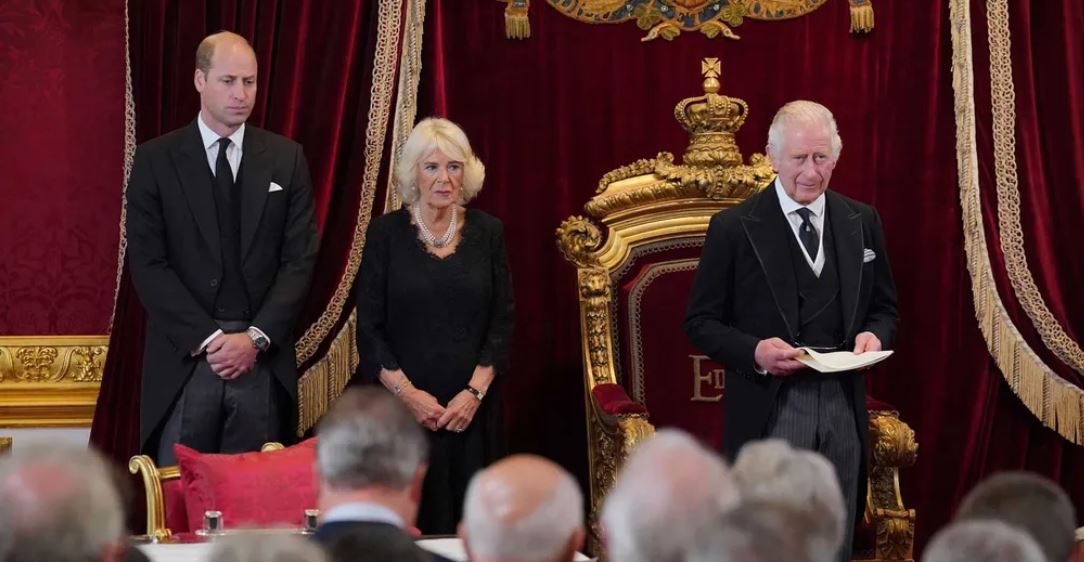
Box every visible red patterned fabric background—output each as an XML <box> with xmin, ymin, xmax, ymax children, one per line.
<box><xmin>0</xmin><ymin>0</ymin><xmax>125</xmax><ymax>334</ymax></box>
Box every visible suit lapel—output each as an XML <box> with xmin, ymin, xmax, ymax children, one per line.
<box><xmin>740</xmin><ymin>188</ymin><xmax>799</xmax><ymax>342</ymax></box>
<box><xmin>173</xmin><ymin>121</ymin><xmax>221</xmax><ymax>264</ymax></box>
<box><xmin>239</xmin><ymin>127</ymin><xmax>272</xmax><ymax>262</ymax></box>
<box><xmin>827</xmin><ymin>192</ymin><xmax>864</xmax><ymax>339</ymax></box>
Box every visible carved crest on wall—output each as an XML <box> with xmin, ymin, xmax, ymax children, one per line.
<box><xmin>500</xmin><ymin>0</ymin><xmax>875</xmax><ymax>41</ymax></box>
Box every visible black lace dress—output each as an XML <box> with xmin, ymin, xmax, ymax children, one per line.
<box><xmin>354</xmin><ymin>207</ymin><xmax>514</xmax><ymax>533</ymax></box>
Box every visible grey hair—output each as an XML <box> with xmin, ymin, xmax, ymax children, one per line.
<box><xmin>601</xmin><ymin>429</ymin><xmax>740</xmax><ymax>562</ymax></box>
<box><xmin>688</xmin><ymin>499</ymin><xmax>832</xmax><ymax>562</ymax></box>
<box><xmin>316</xmin><ymin>387</ymin><xmax>429</xmax><ymax>490</ymax></box>
<box><xmin>395</xmin><ymin>117</ymin><xmax>485</xmax><ymax>205</ymax></box>
<box><xmin>766</xmin><ymin>100</ymin><xmax>843</xmax><ymax>160</ymax></box>
<box><xmin>923</xmin><ymin>520</ymin><xmax>1046</xmax><ymax>562</ymax></box>
<box><xmin>731</xmin><ymin>439</ymin><xmax>847</xmax><ymax>556</ymax></box>
<box><xmin>0</xmin><ymin>444</ymin><xmax>124</xmax><ymax>562</ymax></box>
<box><xmin>208</xmin><ymin>532</ymin><xmax>329</xmax><ymax>562</ymax></box>
<box><xmin>463</xmin><ymin>461</ymin><xmax>584</xmax><ymax>562</ymax></box>
<box><xmin>956</xmin><ymin>471</ymin><xmax>1076</xmax><ymax>562</ymax></box>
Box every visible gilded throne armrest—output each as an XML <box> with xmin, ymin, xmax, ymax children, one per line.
<box><xmin>861</xmin><ymin>402</ymin><xmax>919</xmax><ymax>562</ymax></box>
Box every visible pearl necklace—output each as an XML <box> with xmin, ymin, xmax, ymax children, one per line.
<box><xmin>413</xmin><ymin>205</ymin><xmax>458</xmax><ymax>248</ymax></box>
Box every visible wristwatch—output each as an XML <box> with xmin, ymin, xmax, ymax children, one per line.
<box><xmin>465</xmin><ymin>385</ymin><xmax>485</xmax><ymax>401</ymax></box>
<box><xmin>246</xmin><ymin>328</ymin><xmax>270</xmax><ymax>352</ymax></box>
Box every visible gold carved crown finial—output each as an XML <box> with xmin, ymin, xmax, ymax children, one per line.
<box><xmin>674</xmin><ymin>57</ymin><xmax>750</xmax><ymax>168</ymax></box>
<box><xmin>702</xmin><ymin>57</ymin><xmax>721</xmax><ymax>93</ymax></box>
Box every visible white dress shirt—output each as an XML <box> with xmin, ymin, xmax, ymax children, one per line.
<box><xmin>196</xmin><ymin>112</ymin><xmax>244</xmax><ymax>180</ymax></box>
<box><xmin>773</xmin><ymin>178</ymin><xmax>826</xmax><ymax>277</ymax></box>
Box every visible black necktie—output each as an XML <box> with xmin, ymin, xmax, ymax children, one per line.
<box><xmin>215</xmin><ymin>137</ymin><xmax>235</xmax><ymax>195</ymax></box>
<box><xmin>795</xmin><ymin>207</ymin><xmax>819</xmax><ymax>261</ymax></box>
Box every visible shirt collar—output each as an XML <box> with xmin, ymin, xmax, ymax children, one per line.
<box><xmin>773</xmin><ymin>177</ymin><xmax>826</xmax><ymax>218</ymax></box>
<box><xmin>321</xmin><ymin>502</ymin><xmax>405</xmax><ymax>528</ymax></box>
<box><xmin>197</xmin><ymin>112</ymin><xmax>245</xmax><ymax>152</ymax></box>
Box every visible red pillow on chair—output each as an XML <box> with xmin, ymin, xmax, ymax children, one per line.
<box><xmin>174</xmin><ymin>439</ymin><xmax>318</xmax><ymax>533</ymax></box>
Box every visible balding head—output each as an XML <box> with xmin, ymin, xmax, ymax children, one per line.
<box><xmin>194</xmin><ymin>31</ymin><xmax>258</xmax><ymax>136</ymax></box>
<box><xmin>601</xmin><ymin>429</ymin><xmax>740</xmax><ymax>562</ymax></box>
<box><xmin>0</xmin><ymin>445</ymin><xmax>125</xmax><ymax>562</ymax></box>
<box><xmin>195</xmin><ymin>31</ymin><xmax>255</xmax><ymax>74</ymax></box>
<box><xmin>462</xmin><ymin>455</ymin><xmax>584</xmax><ymax>562</ymax></box>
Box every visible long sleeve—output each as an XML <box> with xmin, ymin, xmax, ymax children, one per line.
<box><xmin>355</xmin><ymin>218</ymin><xmax>401</xmax><ymax>382</ymax></box>
<box><xmin>859</xmin><ymin>208</ymin><xmax>899</xmax><ymax>348</ymax></box>
<box><xmin>126</xmin><ymin>145</ymin><xmax>220</xmax><ymax>355</ymax></box>
<box><xmin>250</xmin><ymin>145</ymin><xmax>319</xmax><ymax>347</ymax></box>
<box><xmin>477</xmin><ymin>220</ymin><xmax>515</xmax><ymax>375</ymax></box>
<box><xmin>684</xmin><ymin>212</ymin><xmax>762</xmax><ymax>374</ymax></box>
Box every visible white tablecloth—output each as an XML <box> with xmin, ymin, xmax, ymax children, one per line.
<box><xmin>139</xmin><ymin>537</ymin><xmax>592</xmax><ymax>562</ymax></box>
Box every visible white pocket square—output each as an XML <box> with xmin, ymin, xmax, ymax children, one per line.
<box><xmin>863</xmin><ymin>248</ymin><xmax>877</xmax><ymax>263</ymax></box>
<box><xmin>268</xmin><ymin>181</ymin><xmax>284</xmax><ymax>192</ymax></box>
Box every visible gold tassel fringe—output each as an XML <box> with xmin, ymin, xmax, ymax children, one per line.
<box><xmin>850</xmin><ymin>3</ymin><xmax>875</xmax><ymax>33</ymax></box>
<box><xmin>505</xmin><ymin>3</ymin><xmax>530</xmax><ymax>39</ymax></box>
<box><xmin>296</xmin><ymin>310</ymin><xmax>358</xmax><ymax>435</ymax></box>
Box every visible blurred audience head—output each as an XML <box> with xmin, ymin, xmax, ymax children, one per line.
<box><xmin>207</xmin><ymin>533</ymin><xmax>328</xmax><ymax>562</ymax></box>
<box><xmin>924</xmin><ymin>520</ymin><xmax>1045</xmax><ymax>562</ymax></box>
<box><xmin>461</xmin><ymin>455</ymin><xmax>584</xmax><ymax>562</ymax></box>
<box><xmin>601</xmin><ymin>429</ymin><xmax>740</xmax><ymax>562</ymax></box>
<box><xmin>316</xmin><ymin>387</ymin><xmax>429</xmax><ymax>524</ymax></box>
<box><xmin>689</xmin><ymin>498</ymin><xmax>828</xmax><ymax>562</ymax></box>
<box><xmin>0</xmin><ymin>444</ymin><xmax>126</xmax><ymax>562</ymax></box>
<box><xmin>731</xmin><ymin>438</ymin><xmax>847</xmax><ymax>558</ymax></box>
<box><xmin>955</xmin><ymin>471</ymin><xmax>1076</xmax><ymax>562</ymax></box>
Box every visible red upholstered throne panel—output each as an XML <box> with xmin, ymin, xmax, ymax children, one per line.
<box><xmin>615</xmin><ymin>243</ymin><xmax>726</xmax><ymax>451</ymax></box>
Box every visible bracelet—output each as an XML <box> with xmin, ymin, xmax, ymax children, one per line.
<box><xmin>465</xmin><ymin>385</ymin><xmax>485</xmax><ymax>401</ymax></box>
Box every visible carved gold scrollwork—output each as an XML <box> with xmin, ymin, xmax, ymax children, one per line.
<box><xmin>0</xmin><ymin>336</ymin><xmax>109</xmax><ymax>427</ymax></box>
<box><xmin>865</xmin><ymin>410</ymin><xmax>918</xmax><ymax>561</ymax></box>
<box><xmin>586</xmin><ymin>405</ymin><xmax>655</xmax><ymax>559</ymax></box>
<box><xmin>556</xmin><ymin>217</ymin><xmax>603</xmax><ymax>268</ymax></box>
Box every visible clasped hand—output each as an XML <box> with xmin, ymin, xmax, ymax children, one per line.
<box><xmin>206</xmin><ymin>333</ymin><xmax>257</xmax><ymax>380</ymax></box>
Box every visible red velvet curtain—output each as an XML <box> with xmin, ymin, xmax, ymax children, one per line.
<box><xmin>0</xmin><ymin>0</ymin><xmax>125</xmax><ymax>334</ymax></box>
<box><xmin>419</xmin><ymin>0</ymin><xmax>1084</xmax><ymax>549</ymax></box>
<box><xmin>91</xmin><ymin>0</ymin><xmax>396</xmax><ymax>464</ymax></box>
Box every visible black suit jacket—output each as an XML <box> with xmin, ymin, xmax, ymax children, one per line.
<box><xmin>684</xmin><ymin>186</ymin><xmax>899</xmax><ymax>463</ymax></box>
<box><xmin>313</xmin><ymin>520</ymin><xmax>453</xmax><ymax>562</ymax></box>
<box><xmin>126</xmin><ymin>120</ymin><xmax>318</xmax><ymax>451</ymax></box>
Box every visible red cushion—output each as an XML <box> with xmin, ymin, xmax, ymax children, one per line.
<box><xmin>174</xmin><ymin>439</ymin><xmax>318</xmax><ymax>532</ymax></box>
<box><xmin>161</xmin><ymin>477</ymin><xmax>190</xmax><ymax>533</ymax></box>
<box><xmin>593</xmin><ymin>383</ymin><xmax>649</xmax><ymax>415</ymax></box>
<box><xmin>865</xmin><ymin>395</ymin><xmax>898</xmax><ymax>413</ymax></box>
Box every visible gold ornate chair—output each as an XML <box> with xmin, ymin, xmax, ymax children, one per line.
<box><xmin>128</xmin><ymin>442</ymin><xmax>285</xmax><ymax>541</ymax></box>
<box><xmin>556</xmin><ymin>59</ymin><xmax>918</xmax><ymax>561</ymax></box>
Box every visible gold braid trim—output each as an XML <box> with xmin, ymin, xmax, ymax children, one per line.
<box><xmin>294</xmin><ymin>0</ymin><xmax>412</xmax><ymax>433</ymax></box>
<box><xmin>294</xmin><ymin>0</ymin><xmax>404</xmax><ymax>366</ymax></box>
<box><xmin>949</xmin><ymin>0</ymin><xmax>1084</xmax><ymax>444</ymax></box>
<box><xmin>296</xmin><ymin>0</ymin><xmax>428</xmax><ymax>433</ymax></box>
<box><xmin>110</xmin><ymin>0</ymin><xmax>137</xmax><ymax>332</ymax></box>
<box><xmin>384</xmin><ymin>0</ymin><xmax>429</xmax><ymax>214</ymax></box>
<box><xmin>987</xmin><ymin>0</ymin><xmax>1084</xmax><ymax>375</ymax></box>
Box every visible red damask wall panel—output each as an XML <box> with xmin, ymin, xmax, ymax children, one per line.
<box><xmin>0</xmin><ymin>0</ymin><xmax>126</xmax><ymax>334</ymax></box>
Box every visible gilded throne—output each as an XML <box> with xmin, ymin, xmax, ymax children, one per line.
<box><xmin>556</xmin><ymin>60</ymin><xmax>918</xmax><ymax>561</ymax></box>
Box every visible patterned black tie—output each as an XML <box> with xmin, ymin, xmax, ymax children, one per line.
<box><xmin>795</xmin><ymin>207</ymin><xmax>819</xmax><ymax>261</ymax></box>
